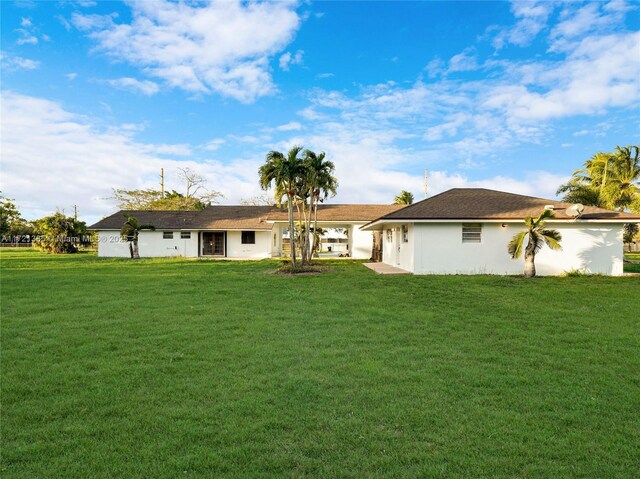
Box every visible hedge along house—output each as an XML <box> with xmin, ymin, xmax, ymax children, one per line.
<box><xmin>89</xmin><ymin>204</ymin><xmax>402</xmax><ymax>259</ymax></box>
<box><xmin>361</xmin><ymin>188</ymin><xmax>640</xmax><ymax>276</ymax></box>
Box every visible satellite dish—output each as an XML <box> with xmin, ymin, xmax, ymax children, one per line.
<box><xmin>566</xmin><ymin>203</ymin><xmax>584</xmax><ymax>218</ymax></box>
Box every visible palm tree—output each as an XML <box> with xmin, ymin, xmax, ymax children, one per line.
<box><xmin>304</xmin><ymin>150</ymin><xmax>337</xmax><ymax>263</ymax></box>
<box><xmin>120</xmin><ymin>214</ymin><xmax>155</xmax><ymax>259</ymax></box>
<box><xmin>557</xmin><ymin>145</ymin><xmax>640</xmax><ymax>213</ymax></box>
<box><xmin>508</xmin><ymin>209</ymin><xmax>562</xmax><ymax>278</ymax></box>
<box><xmin>604</xmin><ymin>146</ymin><xmax>640</xmax><ymax>213</ymax></box>
<box><xmin>259</xmin><ymin>146</ymin><xmax>306</xmax><ymax>268</ymax></box>
<box><xmin>394</xmin><ymin>190</ymin><xmax>414</xmax><ymax>205</ymax></box>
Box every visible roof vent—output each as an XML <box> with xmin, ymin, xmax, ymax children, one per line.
<box><xmin>566</xmin><ymin>203</ymin><xmax>584</xmax><ymax>219</ymax></box>
<box><xmin>544</xmin><ymin>205</ymin><xmax>555</xmax><ymax>210</ymax></box>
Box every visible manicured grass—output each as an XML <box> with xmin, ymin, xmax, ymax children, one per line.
<box><xmin>2</xmin><ymin>249</ymin><xmax>639</xmax><ymax>478</ymax></box>
<box><xmin>625</xmin><ymin>253</ymin><xmax>640</xmax><ymax>273</ymax></box>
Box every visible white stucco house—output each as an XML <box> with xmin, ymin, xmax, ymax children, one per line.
<box><xmin>361</xmin><ymin>188</ymin><xmax>640</xmax><ymax>276</ymax></box>
<box><xmin>89</xmin><ymin>204</ymin><xmax>402</xmax><ymax>260</ymax></box>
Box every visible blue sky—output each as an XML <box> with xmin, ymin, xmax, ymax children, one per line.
<box><xmin>1</xmin><ymin>0</ymin><xmax>639</xmax><ymax>222</ymax></box>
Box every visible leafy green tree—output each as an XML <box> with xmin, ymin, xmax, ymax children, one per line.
<box><xmin>508</xmin><ymin>209</ymin><xmax>562</xmax><ymax>278</ymax></box>
<box><xmin>394</xmin><ymin>190</ymin><xmax>414</xmax><ymax>205</ymax></box>
<box><xmin>32</xmin><ymin>212</ymin><xmax>89</xmax><ymax>254</ymax></box>
<box><xmin>120</xmin><ymin>214</ymin><xmax>155</xmax><ymax>259</ymax></box>
<box><xmin>0</xmin><ymin>194</ymin><xmax>31</xmax><ymax>238</ymax></box>
<box><xmin>259</xmin><ymin>146</ymin><xmax>307</xmax><ymax>268</ymax></box>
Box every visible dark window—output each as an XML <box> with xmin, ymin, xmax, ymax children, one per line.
<box><xmin>241</xmin><ymin>231</ymin><xmax>255</xmax><ymax>244</ymax></box>
<box><xmin>180</xmin><ymin>231</ymin><xmax>191</xmax><ymax>239</ymax></box>
<box><xmin>163</xmin><ymin>231</ymin><xmax>173</xmax><ymax>239</ymax></box>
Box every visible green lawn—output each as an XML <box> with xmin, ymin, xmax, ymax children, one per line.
<box><xmin>2</xmin><ymin>249</ymin><xmax>639</xmax><ymax>478</ymax></box>
<box><xmin>625</xmin><ymin>253</ymin><xmax>640</xmax><ymax>273</ymax></box>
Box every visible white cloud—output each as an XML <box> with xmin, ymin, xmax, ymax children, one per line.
<box><xmin>483</xmin><ymin>31</ymin><xmax>640</xmax><ymax>122</ymax></box>
<box><xmin>72</xmin><ymin>0</ymin><xmax>301</xmax><ymax>103</ymax></box>
<box><xmin>145</xmin><ymin>144</ymin><xmax>192</xmax><ymax>156</ymax></box>
<box><xmin>65</xmin><ymin>72</ymin><xmax>77</xmax><ymax>80</ymax></box>
<box><xmin>1</xmin><ymin>52</ymin><xmax>40</xmax><ymax>70</ymax></box>
<box><xmin>15</xmin><ymin>15</ymin><xmax>46</xmax><ymax>45</ymax></box>
<box><xmin>492</xmin><ymin>1</ymin><xmax>554</xmax><ymax>49</ymax></box>
<box><xmin>316</xmin><ymin>72</ymin><xmax>334</xmax><ymax>79</ymax></box>
<box><xmin>447</xmin><ymin>49</ymin><xmax>478</xmax><ymax>74</ymax></box>
<box><xmin>204</xmin><ymin>138</ymin><xmax>225</xmax><ymax>151</ymax></box>
<box><xmin>105</xmin><ymin>77</ymin><xmax>160</xmax><ymax>96</ymax></box>
<box><xmin>0</xmin><ymin>91</ymin><xmax>267</xmax><ymax>222</ymax></box>
<box><xmin>276</xmin><ymin>121</ymin><xmax>302</xmax><ymax>131</ymax></box>
<box><xmin>279</xmin><ymin>49</ymin><xmax>304</xmax><ymax>71</ymax></box>
<box><xmin>16</xmin><ymin>31</ymin><xmax>38</xmax><ymax>45</ymax></box>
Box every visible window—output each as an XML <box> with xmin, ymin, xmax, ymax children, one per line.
<box><xmin>462</xmin><ymin>223</ymin><xmax>482</xmax><ymax>243</ymax></box>
<box><xmin>180</xmin><ymin>231</ymin><xmax>191</xmax><ymax>239</ymax></box>
<box><xmin>386</xmin><ymin>229</ymin><xmax>393</xmax><ymax>242</ymax></box>
<box><xmin>402</xmin><ymin>225</ymin><xmax>409</xmax><ymax>243</ymax></box>
<box><xmin>241</xmin><ymin>231</ymin><xmax>255</xmax><ymax>244</ymax></box>
<box><xmin>163</xmin><ymin>231</ymin><xmax>173</xmax><ymax>239</ymax></box>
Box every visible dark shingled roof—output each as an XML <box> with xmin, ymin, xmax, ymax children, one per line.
<box><xmin>89</xmin><ymin>204</ymin><xmax>404</xmax><ymax>230</ymax></box>
<box><xmin>375</xmin><ymin>188</ymin><xmax>640</xmax><ymax>221</ymax></box>
<box><xmin>89</xmin><ymin>210</ymin><xmax>201</xmax><ymax>230</ymax></box>
<box><xmin>264</xmin><ymin>204</ymin><xmax>403</xmax><ymax>222</ymax></box>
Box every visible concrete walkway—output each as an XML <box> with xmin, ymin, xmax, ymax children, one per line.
<box><xmin>363</xmin><ymin>263</ymin><xmax>411</xmax><ymax>275</ymax></box>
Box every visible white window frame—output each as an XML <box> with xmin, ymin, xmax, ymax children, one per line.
<box><xmin>180</xmin><ymin>231</ymin><xmax>191</xmax><ymax>239</ymax></box>
<box><xmin>163</xmin><ymin>231</ymin><xmax>174</xmax><ymax>239</ymax></box>
<box><xmin>462</xmin><ymin>223</ymin><xmax>482</xmax><ymax>243</ymax></box>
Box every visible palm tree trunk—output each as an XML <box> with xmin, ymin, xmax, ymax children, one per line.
<box><xmin>132</xmin><ymin>238</ymin><xmax>140</xmax><ymax>259</ymax></box>
<box><xmin>524</xmin><ymin>240</ymin><xmax>536</xmax><ymax>278</ymax></box>
<box><xmin>287</xmin><ymin>195</ymin><xmax>297</xmax><ymax>268</ymax></box>
<box><xmin>313</xmin><ymin>196</ymin><xmax>319</xmax><ymax>258</ymax></box>
<box><xmin>129</xmin><ymin>242</ymin><xmax>134</xmax><ymax>259</ymax></box>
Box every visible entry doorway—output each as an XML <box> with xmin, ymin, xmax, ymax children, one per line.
<box><xmin>202</xmin><ymin>232</ymin><xmax>225</xmax><ymax>256</ymax></box>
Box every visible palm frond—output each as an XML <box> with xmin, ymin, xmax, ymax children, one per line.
<box><xmin>508</xmin><ymin>231</ymin><xmax>527</xmax><ymax>259</ymax></box>
<box><xmin>536</xmin><ymin>208</ymin><xmax>555</xmax><ymax>226</ymax></box>
<box><xmin>541</xmin><ymin>229</ymin><xmax>562</xmax><ymax>250</ymax></box>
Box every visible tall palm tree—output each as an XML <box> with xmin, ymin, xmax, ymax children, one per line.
<box><xmin>304</xmin><ymin>150</ymin><xmax>337</xmax><ymax>263</ymax></box>
<box><xmin>259</xmin><ymin>146</ymin><xmax>306</xmax><ymax>268</ymax></box>
<box><xmin>604</xmin><ymin>146</ymin><xmax>640</xmax><ymax>213</ymax></box>
<box><xmin>120</xmin><ymin>214</ymin><xmax>155</xmax><ymax>259</ymax></box>
<box><xmin>508</xmin><ymin>209</ymin><xmax>562</xmax><ymax>278</ymax></box>
<box><xmin>557</xmin><ymin>145</ymin><xmax>640</xmax><ymax>213</ymax></box>
<box><xmin>394</xmin><ymin>190</ymin><xmax>414</xmax><ymax>205</ymax></box>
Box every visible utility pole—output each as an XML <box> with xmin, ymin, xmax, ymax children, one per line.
<box><xmin>160</xmin><ymin>168</ymin><xmax>165</xmax><ymax>198</ymax></box>
<box><xmin>424</xmin><ymin>169</ymin><xmax>429</xmax><ymax>199</ymax></box>
<box><xmin>73</xmin><ymin>205</ymin><xmax>78</xmax><ymax>220</ymax></box>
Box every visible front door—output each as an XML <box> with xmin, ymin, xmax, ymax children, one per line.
<box><xmin>395</xmin><ymin>228</ymin><xmax>401</xmax><ymax>266</ymax></box>
<box><xmin>202</xmin><ymin>232</ymin><xmax>225</xmax><ymax>256</ymax></box>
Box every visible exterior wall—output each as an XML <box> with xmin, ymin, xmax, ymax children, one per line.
<box><xmin>139</xmin><ymin>231</ymin><xmax>199</xmax><ymax>257</ymax></box>
<box><xmin>350</xmin><ymin>223</ymin><xmax>375</xmax><ymax>259</ymax></box>
<box><xmin>403</xmin><ymin>222</ymin><xmax>624</xmax><ymax>276</ymax></box>
<box><xmin>225</xmin><ymin>230</ymin><xmax>272</xmax><ymax>259</ymax></box>
<box><xmin>270</xmin><ymin>225</ymin><xmax>282</xmax><ymax>257</ymax></box>
<box><xmin>380</xmin><ymin>224</ymin><xmax>413</xmax><ymax>271</ymax></box>
<box><xmin>97</xmin><ymin>231</ymin><xmax>130</xmax><ymax>257</ymax></box>
<box><xmin>97</xmin><ymin>230</ymin><xmax>199</xmax><ymax>258</ymax></box>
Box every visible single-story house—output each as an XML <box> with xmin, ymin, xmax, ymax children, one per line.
<box><xmin>361</xmin><ymin>188</ymin><xmax>640</xmax><ymax>276</ymax></box>
<box><xmin>89</xmin><ymin>204</ymin><xmax>402</xmax><ymax>259</ymax></box>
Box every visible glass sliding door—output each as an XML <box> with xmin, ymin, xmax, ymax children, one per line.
<box><xmin>202</xmin><ymin>232</ymin><xmax>225</xmax><ymax>256</ymax></box>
